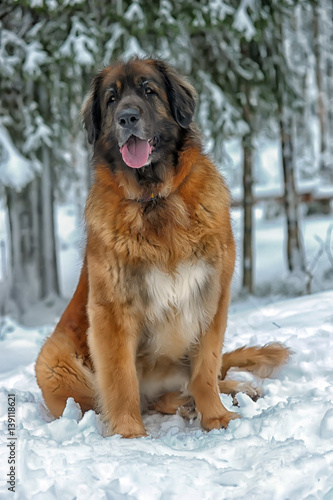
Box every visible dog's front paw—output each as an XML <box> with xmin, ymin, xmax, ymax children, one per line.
<box><xmin>104</xmin><ymin>415</ymin><xmax>147</xmax><ymax>438</ymax></box>
<box><xmin>201</xmin><ymin>410</ymin><xmax>240</xmax><ymax>431</ymax></box>
<box><xmin>117</xmin><ymin>428</ymin><xmax>147</xmax><ymax>439</ymax></box>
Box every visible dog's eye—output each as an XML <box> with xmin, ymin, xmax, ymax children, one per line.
<box><xmin>107</xmin><ymin>91</ymin><xmax>117</xmax><ymax>105</ymax></box>
<box><xmin>144</xmin><ymin>87</ymin><xmax>155</xmax><ymax>96</ymax></box>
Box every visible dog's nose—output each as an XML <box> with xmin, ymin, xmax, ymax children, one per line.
<box><xmin>117</xmin><ymin>108</ymin><xmax>140</xmax><ymax>128</ymax></box>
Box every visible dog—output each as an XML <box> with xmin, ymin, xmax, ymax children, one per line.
<box><xmin>35</xmin><ymin>58</ymin><xmax>290</xmax><ymax>438</ymax></box>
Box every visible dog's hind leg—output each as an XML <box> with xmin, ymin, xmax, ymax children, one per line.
<box><xmin>35</xmin><ymin>259</ymin><xmax>95</xmax><ymax>418</ymax></box>
<box><xmin>35</xmin><ymin>331</ymin><xmax>95</xmax><ymax>418</ymax></box>
<box><xmin>218</xmin><ymin>379</ymin><xmax>261</xmax><ymax>405</ymax></box>
<box><xmin>151</xmin><ymin>391</ymin><xmax>193</xmax><ymax>415</ymax></box>
<box><xmin>150</xmin><ymin>391</ymin><xmax>197</xmax><ymax>421</ymax></box>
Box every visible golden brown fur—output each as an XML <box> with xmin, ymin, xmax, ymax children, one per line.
<box><xmin>35</xmin><ymin>59</ymin><xmax>291</xmax><ymax>437</ymax></box>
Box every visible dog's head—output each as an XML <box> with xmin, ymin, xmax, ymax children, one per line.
<box><xmin>82</xmin><ymin>58</ymin><xmax>198</xmax><ymax>197</ymax></box>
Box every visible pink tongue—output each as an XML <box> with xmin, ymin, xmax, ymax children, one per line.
<box><xmin>120</xmin><ymin>136</ymin><xmax>151</xmax><ymax>169</ymax></box>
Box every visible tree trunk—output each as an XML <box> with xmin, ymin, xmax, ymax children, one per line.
<box><xmin>279</xmin><ymin>112</ymin><xmax>306</xmax><ymax>273</ymax></box>
<box><xmin>273</xmin><ymin>9</ymin><xmax>307</xmax><ymax>277</ymax></box>
<box><xmin>241</xmin><ymin>78</ymin><xmax>254</xmax><ymax>294</ymax></box>
<box><xmin>6</xmin><ymin>184</ymin><xmax>41</xmax><ymax>316</ymax></box>
<box><xmin>242</xmin><ymin>132</ymin><xmax>254</xmax><ymax>293</ymax></box>
<box><xmin>326</xmin><ymin>0</ymin><xmax>333</xmax><ymax>178</ymax></box>
<box><xmin>313</xmin><ymin>2</ymin><xmax>328</xmax><ymax>174</ymax></box>
<box><xmin>37</xmin><ymin>83</ymin><xmax>60</xmax><ymax>298</ymax></box>
<box><xmin>38</xmin><ymin>147</ymin><xmax>59</xmax><ymax>298</ymax></box>
<box><xmin>6</xmin><ymin>160</ymin><xmax>59</xmax><ymax>318</ymax></box>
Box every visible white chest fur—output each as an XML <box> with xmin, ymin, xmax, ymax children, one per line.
<box><xmin>144</xmin><ymin>260</ymin><xmax>213</xmax><ymax>358</ymax></box>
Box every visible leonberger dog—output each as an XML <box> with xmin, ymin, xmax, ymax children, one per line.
<box><xmin>35</xmin><ymin>58</ymin><xmax>290</xmax><ymax>438</ymax></box>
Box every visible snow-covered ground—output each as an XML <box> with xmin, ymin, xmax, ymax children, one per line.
<box><xmin>1</xmin><ymin>290</ymin><xmax>333</xmax><ymax>499</ymax></box>
<box><xmin>231</xmin><ymin>208</ymin><xmax>333</xmax><ymax>301</ymax></box>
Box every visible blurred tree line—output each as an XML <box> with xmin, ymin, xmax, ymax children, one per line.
<box><xmin>0</xmin><ymin>0</ymin><xmax>332</xmax><ymax>317</ymax></box>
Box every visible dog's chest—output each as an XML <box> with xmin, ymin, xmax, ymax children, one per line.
<box><xmin>143</xmin><ymin>261</ymin><xmax>214</xmax><ymax>358</ymax></box>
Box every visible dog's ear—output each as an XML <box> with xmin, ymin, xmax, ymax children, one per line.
<box><xmin>155</xmin><ymin>60</ymin><xmax>197</xmax><ymax>128</ymax></box>
<box><xmin>81</xmin><ymin>72</ymin><xmax>103</xmax><ymax>144</ymax></box>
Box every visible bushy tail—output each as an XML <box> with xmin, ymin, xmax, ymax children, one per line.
<box><xmin>221</xmin><ymin>343</ymin><xmax>292</xmax><ymax>380</ymax></box>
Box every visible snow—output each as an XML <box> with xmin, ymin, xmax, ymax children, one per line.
<box><xmin>1</xmin><ymin>291</ymin><xmax>333</xmax><ymax>498</ymax></box>
<box><xmin>227</xmin><ymin>136</ymin><xmax>333</xmax><ymax>204</ymax></box>
<box><xmin>23</xmin><ymin>115</ymin><xmax>53</xmax><ymax>153</ymax></box>
<box><xmin>158</xmin><ymin>0</ymin><xmax>177</xmax><ymax>27</ymax></box>
<box><xmin>209</xmin><ymin>0</ymin><xmax>234</xmax><ymax>24</ymax></box>
<box><xmin>124</xmin><ymin>1</ymin><xmax>145</xmax><ymax>23</ymax></box>
<box><xmin>55</xmin><ymin>204</ymin><xmax>83</xmax><ymax>299</ymax></box>
<box><xmin>0</xmin><ymin>30</ymin><xmax>24</xmax><ymax>78</ymax></box>
<box><xmin>0</xmin><ymin>126</ymin><xmax>36</xmax><ymax>191</ymax></box>
<box><xmin>23</xmin><ymin>41</ymin><xmax>48</xmax><ymax>77</ymax></box>
<box><xmin>230</xmin><ymin>208</ymin><xmax>333</xmax><ymax>299</ymax></box>
<box><xmin>103</xmin><ymin>24</ymin><xmax>125</xmax><ymax>65</ymax></box>
<box><xmin>59</xmin><ymin>17</ymin><xmax>97</xmax><ymax>66</ymax></box>
<box><xmin>233</xmin><ymin>0</ymin><xmax>257</xmax><ymax>42</ymax></box>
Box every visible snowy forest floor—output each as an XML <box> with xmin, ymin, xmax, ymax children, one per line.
<box><xmin>0</xmin><ymin>290</ymin><xmax>333</xmax><ymax>499</ymax></box>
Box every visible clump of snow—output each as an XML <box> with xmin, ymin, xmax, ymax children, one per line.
<box><xmin>320</xmin><ymin>409</ymin><xmax>333</xmax><ymax>439</ymax></box>
<box><xmin>124</xmin><ymin>0</ymin><xmax>145</xmax><ymax>23</ymax></box>
<box><xmin>58</xmin><ymin>17</ymin><xmax>97</xmax><ymax>66</ymax></box>
<box><xmin>23</xmin><ymin>115</ymin><xmax>53</xmax><ymax>153</ymax></box>
<box><xmin>209</xmin><ymin>0</ymin><xmax>234</xmax><ymax>24</ymax></box>
<box><xmin>0</xmin><ymin>30</ymin><xmax>25</xmax><ymax>78</ymax></box>
<box><xmin>0</xmin><ymin>291</ymin><xmax>333</xmax><ymax>498</ymax></box>
<box><xmin>23</xmin><ymin>41</ymin><xmax>48</xmax><ymax>77</ymax></box>
<box><xmin>233</xmin><ymin>0</ymin><xmax>256</xmax><ymax>41</ymax></box>
<box><xmin>0</xmin><ymin>126</ymin><xmax>36</xmax><ymax>191</ymax></box>
<box><xmin>103</xmin><ymin>24</ymin><xmax>124</xmax><ymax>65</ymax></box>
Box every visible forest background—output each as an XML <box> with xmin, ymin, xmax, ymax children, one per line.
<box><xmin>1</xmin><ymin>0</ymin><xmax>333</xmax><ymax>323</ymax></box>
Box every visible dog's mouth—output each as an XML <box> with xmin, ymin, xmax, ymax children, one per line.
<box><xmin>120</xmin><ymin>136</ymin><xmax>154</xmax><ymax>169</ymax></box>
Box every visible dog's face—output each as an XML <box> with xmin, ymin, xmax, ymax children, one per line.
<box><xmin>82</xmin><ymin>59</ymin><xmax>197</xmax><ymax>194</ymax></box>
